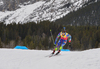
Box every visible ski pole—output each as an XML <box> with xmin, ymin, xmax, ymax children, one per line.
<box><xmin>50</xmin><ymin>29</ymin><xmax>54</xmax><ymax>44</ymax></box>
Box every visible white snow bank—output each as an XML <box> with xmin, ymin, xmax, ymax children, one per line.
<box><xmin>0</xmin><ymin>48</ymin><xmax>100</xmax><ymax>69</ymax></box>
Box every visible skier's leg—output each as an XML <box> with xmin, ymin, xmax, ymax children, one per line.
<box><xmin>60</xmin><ymin>40</ymin><xmax>67</xmax><ymax>50</ymax></box>
<box><xmin>52</xmin><ymin>40</ymin><xmax>61</xmax><ymax>54</ymax></box>
<box><xmin>55</xmin><ymin>40</ymin><xmax>67</xmax><ymax>55</ymax></box>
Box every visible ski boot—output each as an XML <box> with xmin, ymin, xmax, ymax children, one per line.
<box><xmin>55</xmin><ymin>50</ymin><xmax>61</xmax><ymax>55</ymax></box>
<box><xmin>52</xmin><ymin>49</ymin><xmax>55</xmax><ymax>54</ymax></box>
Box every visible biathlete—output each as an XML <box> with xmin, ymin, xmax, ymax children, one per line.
<box><xmin>52</xmin><ymin>30</ymin><xmax>72</xmax><ymax>55</ymax></box>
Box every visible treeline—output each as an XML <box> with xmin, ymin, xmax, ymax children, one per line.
<box><xmin>55</xmin><ymin>1</ymin><xmax>100</xmax><ymax>26</ymax></box>
<box><xmin>0</xmin><ymin>21</ymin><xmax>63</xmax><ymax>50</ymax></box>
<box><xmin>0</xmin><ymin>21</ymin><xmax>100</xmax><ymax>50</ymax></box>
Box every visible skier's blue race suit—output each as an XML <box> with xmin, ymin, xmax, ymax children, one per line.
<box><xmin>54</xmin><ymin>32</ymin><xmax>71</xmax><ymax>51</ymax></box>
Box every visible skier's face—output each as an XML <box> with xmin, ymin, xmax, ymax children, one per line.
<box><xmin>62</xmin><ymin>32</ymin><xmax>65</xmax><ymax>36</ymax></box>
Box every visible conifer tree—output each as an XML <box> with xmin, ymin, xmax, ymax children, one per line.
<box><xmin>72</xmin><ymin>37</ymin><xmax>81</xmax><ymax>50</ymax></box>
<box><xmin>0</xmin><ymin>38</ymin><xmax>2</xmax><ymax>48</ymax></box>
<box><xmin>29</xmin><ymin>41</ymin><xmax>35</xmax><ymax>49</ymax></box>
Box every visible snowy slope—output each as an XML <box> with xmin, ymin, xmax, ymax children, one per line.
<box><xmin>0</xmin><ymin>0</ymin><xmax>3</xmax><ymax>6</ymax></box>
<box><xmin>0</xmin><ymin>0</ymin><xmax>95</xmax><ymax>24</ymax></box>
<box><xmin>0</xmin><ymin>48</ymin><xmax>100</xmax><ymax>69</ymax></box>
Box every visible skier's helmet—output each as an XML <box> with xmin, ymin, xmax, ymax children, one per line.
<box><xmin>62</xmin><ymin>30</ymin><xmax>66</xmax><ymax>33</ymax></box>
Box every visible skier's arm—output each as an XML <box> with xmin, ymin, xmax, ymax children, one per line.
<box><xmin>54</xmin><ymin>32</ymin><xmax>61</xmax><ymax>45</ymax></box>
<box><xmin>68</xmin><ymin>35</ymin><xmax>71</xmax><ymax>43</ymax></box>
<box><xmin>68</xmin><ymin>34</ymin><xmax>72</xmax><ymax>49</ymax></box>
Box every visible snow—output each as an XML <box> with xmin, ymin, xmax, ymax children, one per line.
<box><xmin>0</xmin><ymin>11</ymin><xmax>13</xmax><ymax>20</ymax></box>
<box><xmin>0</xmin><ymin>0</ymin><xmax>3</xmax><ymax>5</ymax></box>
<box><xmin>0</xmin><ymin>0</ymin><xmax>97</xmax><ymax>24</ymax></box>
<box><xmin>4</xmin><ymin>1</ymin><xmax>45</xmax><ymax>24</ymax></box>
<box><xmin>0</xmin><ymin>48</ymin><xmax>100</xmax><ymax>69</ymax></box>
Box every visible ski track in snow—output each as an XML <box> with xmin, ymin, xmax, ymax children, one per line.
<box><xmin>0</xmin><ymin>48</ymin><xmax>100</xmax><ymax>69</ymax></box>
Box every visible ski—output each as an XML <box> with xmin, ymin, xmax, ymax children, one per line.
<box><xmin>45</xmin><ymin>54</ymin><xmax>56</xmax><ymax>57</ymax></box>
<box><xmin>45</xmin><ymin>51</ymin><xmax>61</xmax><ymax>57</ymax></box>
<box><xmin>49</xmin><ymin>54</ymin><xmax>60</xmax><ymax>57</ymax></box>
<box><xmin>45</xmin><ymin>54</ymin><xmax>53</xmax><ymax>57</ymax></box>
<box><xmin>49</xmin><ymin>54</ymin><xmax>54</xmax><ymax>57</ymax></box>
